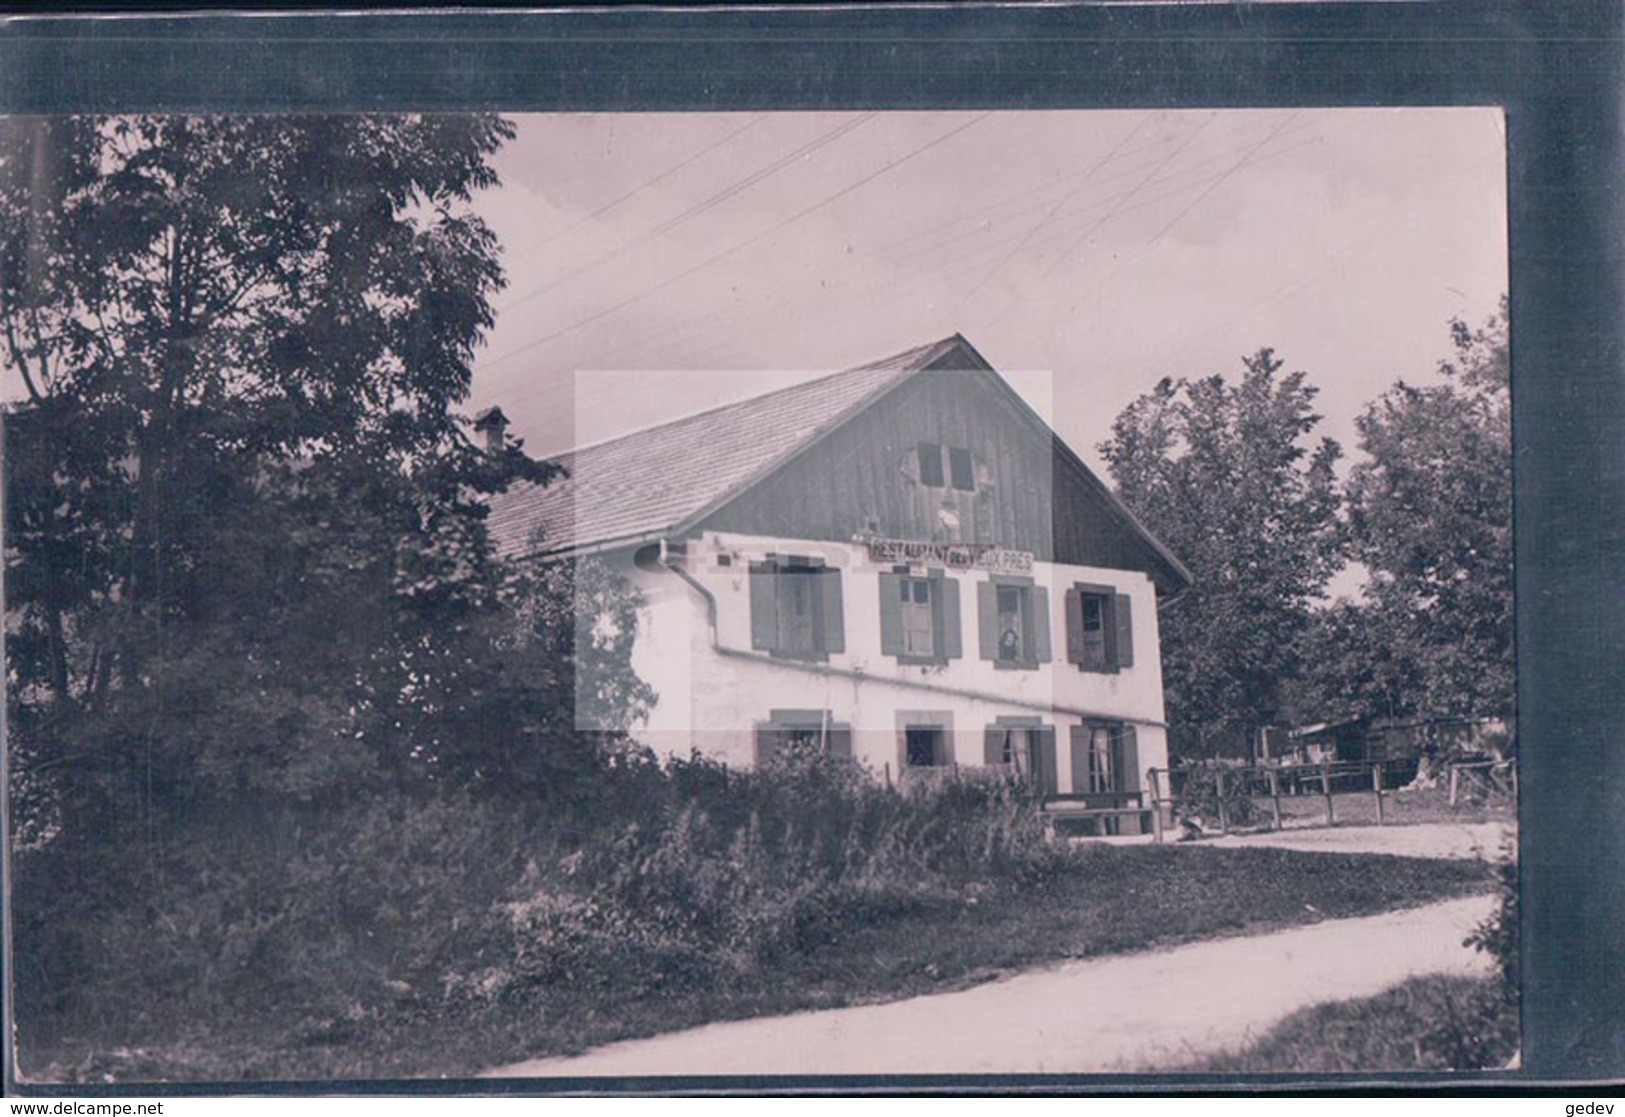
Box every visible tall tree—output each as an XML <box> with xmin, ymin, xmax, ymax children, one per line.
<box><xmin>1102</xmin><ymin>350</ymin><xmax>1343</xmax><ymax>758</ymax></box>
<box><xmin>0</xmin><ymin>114</ymin><xmax>587</xmax><ymax>825</ymax></box>
<box><xmin>1342</xmin><ymin>300</ymin><xmax>1512</xmax><ymax>724</ymax></box>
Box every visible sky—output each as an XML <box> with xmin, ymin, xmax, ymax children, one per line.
<box><xmin>467</xmin><ymin>108</ymin><xmax>1508</xmax><ymax>485</ymax></box>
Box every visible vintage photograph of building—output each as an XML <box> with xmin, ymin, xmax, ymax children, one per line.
<box><xmin>3</xmin><ymin>107</ymin><xmax>1513</xmax><ymax>1083</ymax></box>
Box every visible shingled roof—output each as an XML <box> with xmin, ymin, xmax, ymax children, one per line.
<box><xmin>485</xmin><ymin>336</ymin><xmax>965</xmax><ymax>561</ymax></box>
<box><xmin>484</xmin><ymin>334</ymin><xmax>1193</xmax><ymax>595</ymax></box>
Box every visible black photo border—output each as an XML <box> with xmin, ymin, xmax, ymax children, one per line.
<box><xmin>1</xmin><ymin>0</ymin><xmax>1621</xmax><ymax>1096</ymax></box>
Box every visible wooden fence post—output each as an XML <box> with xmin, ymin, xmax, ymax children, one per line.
<box><xmin>1215</xmin><ymin>768</ymin><xmax>1229</xmax><ymax>834</ymax></box>
<box><xmin>1148</xmin><ymin>768</ymin><xmax>1165</xmax><ymax>844</ymax></box>
<box><xmin>1321</xmin><ymin>762</ymin><xmax>1335</xmax><ymax>825</ymax></box>
<box><xmin>1267</xmin><ymin>767</ymin><xmax>1283</xmax><ymax>831</ymax></box>
<box><xmin>1449</xmin><ymin>764</ymin><xmax>1459</xmax><ymax>807</ymax></box>
<box><xmin>1373</xmin><ymin>762</ymin><xmax>1385</xmax><ymax>826</ymax></box>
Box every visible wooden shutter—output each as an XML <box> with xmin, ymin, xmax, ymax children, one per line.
<box><xmin>1113</xmin><ymin>592</ymin><xmax>1134</xmax><ymax>668</ymax></box>
<box><xmin>756</xmin><ymin>727</ymin><xmax>783</xmax><ymax>767</ymax></box>
<box><xmin>1069</xmin><ymin>725</ymin><xmax>1090</xmax><ymax>795</ymax></box>
<box><xmin>878</xmin><ymin>572</ymin><xmax>904</xmax><ymax>655</ymax></box>
<box><xmin>983</xmin><ymin>726</ymin><xmax>1005</xmax><ymax>767</ymax></box>
<box><xmin>1031</xmin><ymin>586</ymin><xmax>1053</xmax><ymax>663</ymax></box>
<box><xmin>939</xmin><ymin>574</ymin><xmax>963</xmax><ymax>660</ymax></box>
<box><xmin>1064</xmin><ymin>587</ymin><xmax>1085</xmax><ymax>664</ymax></box>
<box><xmin>818</xmin><ymin>567</ymin><xmax>846</xmax><ymax>654</ymax></box>
<box><xmin>977</xmin><ymin>581</ymin><xmax>999</xmax><ymax>661</ymax></box>
<box><xmin>948</xmin><ymin>446</ymin><xmax>975</xmax><ymax>491</ymax></box>
<box><xmin>917</xmin><ymin>441</ymin><xmax>944</xmax><ymax>487</ymax></box>
<box><xmin>827</xmin><ymin>727</ymin><xmax>853</xmax><ymax>761</ymax></box>
<box><xmin>1036</xmin><ymin>727</ymin><xmax>1059</xmax><ymax>795</ymax></box>
<box><xmin>1114</xmin><ymin>725</ymin><xmax>1140</xmax><ymax>792</ymax></box>
<box><xmin>750</xmin><ymin>562</ymin><xmax>780</xmax><ymax>651</ymax></box>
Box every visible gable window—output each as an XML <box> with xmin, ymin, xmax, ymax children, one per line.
<box><xmin>1064</xmin><ymin>583</ymin><xmax>1134</xmax><ymax>673</ymax></box>
<box><xmin>916</xmin><ymin>441</ymin><xmax>977</xmax><ymax>493</ymax></box>
<box><xmin>880</xmin><ymin>569</ymin><xmax>962</xmax><ymax>665</ymax></box>
<box><xmin>750</xmin><ymin>556</ymin><xmax>845</xmax><ymax>661</ymax></box>
<box><xmin>977</xmin><ymin>577</ymin><xmax>1052</xmax><ymax>669</ymax></box>
<box><xmin>756</xmin><ymin>709</ymin><xmax>853</xmax><ymax>766</ymax></box>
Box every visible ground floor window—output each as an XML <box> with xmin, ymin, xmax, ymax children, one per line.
<box><xmin>905</xmin><ymin>725</ymin><xmax>947</xmax><ymax>767</ymax></box>
<box><xmin>896</xmin><ymin>711</ymin><xmax>955</xmax><ymax>772</ymax></box>
<box><xmin>756</xmin><ymin>709</ymin><xmax>852</xmax><ymax>765</ymax></box>
<box><xmin>1068</xmin><ymin>722</ymin><xmax>1141</xmax><ymax>796</ymax></box>
<box><xmin>982</xmin><ymin>719</ymin><xmax>1058</xmax><ymax>795</ymax></box>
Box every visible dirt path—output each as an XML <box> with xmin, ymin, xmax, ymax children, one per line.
<box><xmin>484</xmin><ymin>893</ymin><xmax>1496</xmax><ymax>1078</ymax></box>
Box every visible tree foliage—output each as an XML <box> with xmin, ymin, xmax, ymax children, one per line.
<box><xmin>1338</xmin><ymin>300</ymin><xmax>1513</xmax><ymax>722</ymax></box>
<box><xmin>1</xmin><ymin>115</ymin><xmax>644</xmax><ymax>843</ymax></box>
<box><xmin>1102</xmin><ymin>350</ymin><xmax>1343</xmax><ymax>756</ymax></box>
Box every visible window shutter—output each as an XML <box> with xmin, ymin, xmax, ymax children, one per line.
<box><xmin>977</xmin><ymin>581</ymin><xmax>999</xmax><ymax>660</ymax></box>
<box><xmin>819</xmin><ymin>568</ymin><xmax>845</xmax><ymax>654</ymax></box>
<box><xmin>1115</xmin><ymin>725</ymin><xmax>1140</xmax><ymax>792</ymax></box>
<box><xmin>939</xmin><ymin>574</ymin><xmax>963</xmax><ymax>660</ymax></box>
<box><xmin>917</xmin><ymin>441</ymin><xmax>944</xmax><ymax>487</ymax></box>
<box><xmin>1031</xmin><ymin>586</ymin><xmax>1053</xmax><ymax>663</ymax></box>
<box><xmin>948</xmin><ymin>446</ymin><xmax>975</xmax><ymax>491</ymax></box>
<box><xmin>878</xmin><ymin>572</ymin><xmax>904</xmax><ymax>655</ymax></box>
<box><xmin>1036</xmin><ymin>727</ymin><xmax>1058</xmax><ymax>795</ymax></box>
<box><xmin>750</xmin><ymin>562</ymin><xmax>780</xmax><ymax>651</ymax></box>
<box><xmin>756</xmin><ymin>728</ymin><xmax>783</xmax><ymax>767</ymax></box>
<box><xmin>827</xmin><ymin>727</ymin><xmax>853</xmax><ymax>761</ymax></box>
<box><xmin>1069</xmin><ymin>725</ymin><xmax>1090</xmax><ymax>796</ymax></box>
<box><xmin>1113</xmin><ymin>592</ymin><xmax>1135</xmax><ymax>668</ymax></box>
<box><xmin>1064</xmin><ymin>587</ymin><xmax>1085</xmax><ymax>665</ymax></box>
<box><xmin>983</xmin><ymin>727</ymin><xmax>1006</xmax><ymax>767</ymax></box>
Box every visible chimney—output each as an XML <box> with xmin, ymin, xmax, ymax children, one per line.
<box><xmin>472</xmin><ymin>406</ymin><xmax>509</xmax><ymax>455</ymax></box>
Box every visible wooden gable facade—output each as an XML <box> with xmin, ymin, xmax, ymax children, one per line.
<box><xmin>696</xmin><ymin>342</ymin><xmax>1186</xmax><ymax>595</ymax></box>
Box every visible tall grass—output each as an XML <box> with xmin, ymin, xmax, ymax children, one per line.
<box><xmin>11</xmin><ymin>742</ymin><xmax>1058</xmax><ymax>1079</ymax></box>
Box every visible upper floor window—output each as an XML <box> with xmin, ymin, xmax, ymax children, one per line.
<box><xmin>750</xmin><ymin>556</ymin><xmax>845</xmax><ymax>661</ymax></box>
<box><xmin>916</xmin><ymin>441</ymin><xmax>977</xmax><ymax>492</ymax></box>
<box><xmin>879</xmin><ymin>569</ymin><xmax>962</xmax><ymax>665</ymax></box>
<box><xmin>900</xmin><ymin>577</ymin><xmax>935</xmax><ymax>657</ymax></box>
<box><xmin>977</xmin><ymin>577</ymin><xmax>1052</xmax><ymax>669</ymax></box>
<box><xmin>1064</xmin><ymin>583</ymin><xmax>1134</xmax><ymax>673</ymax></box>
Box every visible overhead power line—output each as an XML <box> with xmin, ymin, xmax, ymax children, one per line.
<box><xmin>494</xmin><ymin>113</ymin><xmax>875</xmax><ymax>317</ymax></box>
<box><xmin>502</xmin><ymin>113</ymin><xmax>769</xmax><ymax>263</ymax></box>
<box><xmin>479</xmin><ymin>111</ymin><xmax>992</xmax><ymax>374</ymax></box>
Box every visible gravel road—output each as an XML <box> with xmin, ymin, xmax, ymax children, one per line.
<box><xmin>484</xmin><ymin>891</ymin><xmax>1497</xmax><ymax>1078</ymax></box>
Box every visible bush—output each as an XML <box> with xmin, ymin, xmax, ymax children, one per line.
<box><xmin>1465</xmin><ymin>837</ymin><xmax>1519</xmax><ymax>999</ymax></box>
<box><xmin>454</xmin><ymin>746</ymin><xmax>1059</xmax><ymax>1006</ymax></box>
<box><xmin>13</xmin><ymin>740</ymin><xmax>1062</xmax><ymax>1078</ymax></box>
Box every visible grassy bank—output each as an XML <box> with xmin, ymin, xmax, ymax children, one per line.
<box><xmin>1186</xmin><ymin>973</ymin><xmax>1517</xmax><ymax>1072</ymax></box>
<box><xmin>16</xmin><ymin>838</ymin><xmax>1493</xmax><ymax>1083</ymax></box>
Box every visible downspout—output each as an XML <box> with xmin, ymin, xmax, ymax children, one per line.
<box><xmin>658</xmin><ymin>539</ymin><xmax>1167</xmax><ymax>730</ymax></box>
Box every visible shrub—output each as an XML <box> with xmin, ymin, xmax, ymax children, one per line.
<box><xmin>472</xmin><ymin>747</ymin><xmax>1059</xmax><ymax>1006</ymax></box>
<box><xmin>1465</xmin><ymin>837</ymin><xmax>1519</xmax><ymax>999</ymax></box>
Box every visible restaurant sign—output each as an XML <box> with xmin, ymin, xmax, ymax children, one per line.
<box><xmin>866</xmin><ymin>538</ymin><xmax>1034</xmax><ymax>575</ymax></box>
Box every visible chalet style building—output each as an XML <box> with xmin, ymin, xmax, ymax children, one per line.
<box><xmin>486</xmin><ymin>335</ymin><xmax>1191</xmax><ymax>819</ymax></box>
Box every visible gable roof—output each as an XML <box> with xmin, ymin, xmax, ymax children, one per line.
<box><xmin>485</xmin><ymin>334</ymin><xmax>1193</xmax><ymax>594</ymax></box>
<box><xmin>485</xmin><ymin>336</ymin><xmax>961</xmax><ymax>563</ymax></box>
